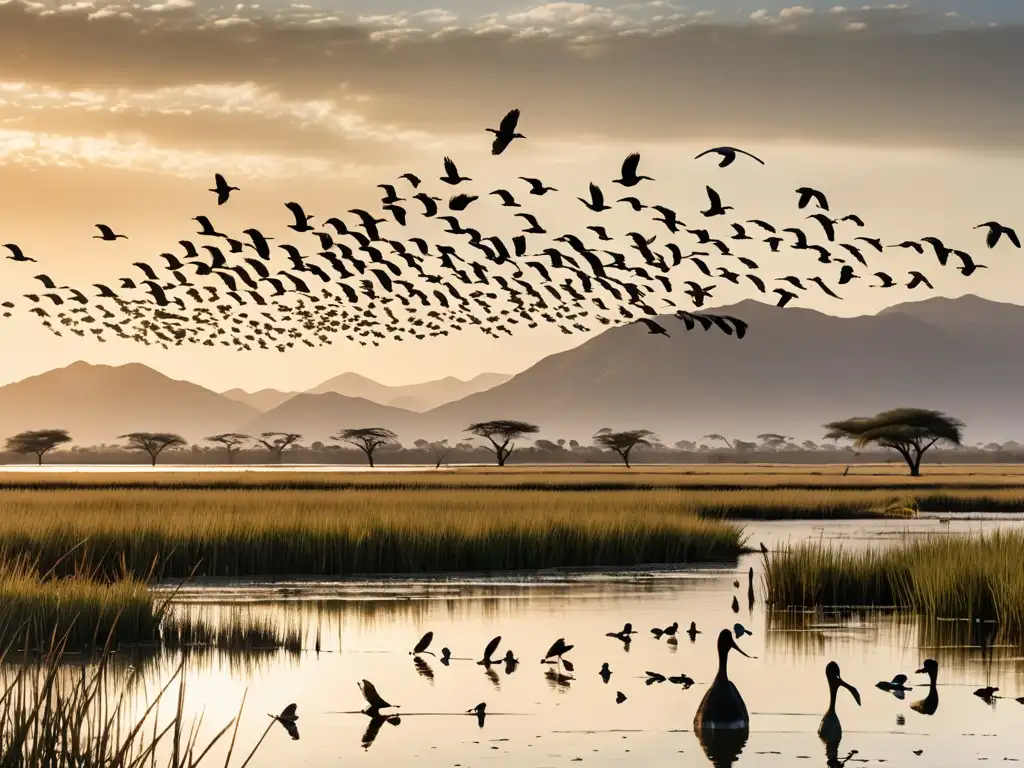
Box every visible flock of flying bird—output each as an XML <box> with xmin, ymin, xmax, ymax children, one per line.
<box><xmin>265</xmin><ymin>565</ymin><xmax>1021</xmax><ymax>762</ymax></box>
<box><xmin>2</xmin><ymin>109</ymin><xmax>1020</xmax><ymax>351</ymax></box>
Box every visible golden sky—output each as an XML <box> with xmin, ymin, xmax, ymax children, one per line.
<box><xmin>0</xmin><ymin>0</ymin><xmax>1021</xmax><ymax>391</ymax></box>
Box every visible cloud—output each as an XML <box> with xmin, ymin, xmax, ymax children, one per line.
<box><xmin>0</xmin><ymin>0</ymin><xmax>1019</xmax><ymax>155</ymax></box>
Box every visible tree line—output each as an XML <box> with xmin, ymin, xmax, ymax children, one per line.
<box><xmin>1</xmin><ymin>408</ymin><xmax>968</xmax><ymax>475</ymax></box>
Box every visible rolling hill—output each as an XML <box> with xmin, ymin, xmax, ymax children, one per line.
<box><xmin>0</xmin><ymin>362</ymin><xmax>258</xmax><ymax>445</ymax></box>
<box><xmin>241</xmin><ymin>392</ymin><xmax>421</xmax><ymax>442</ymax></box>
<box><xmin>221</xmin><ymin>388</ymin><xmax>299</xmax><ymax>412</ymax></box>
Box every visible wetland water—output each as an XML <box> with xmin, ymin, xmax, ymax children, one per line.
<box><xmin>56</xmin><ymin>519</ymin><xmax>1024</xmax><ymax>765</ymax></box>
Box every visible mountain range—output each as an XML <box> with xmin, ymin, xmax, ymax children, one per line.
<box><xmin>220</xmin><ymin>372</ymin><xmax>510</xmax><ymax>413</ymax></box>
<box><xmin>1</xmin><ymin>295</ymin><xmax>1022</xmax><ymax>446</ymax></box>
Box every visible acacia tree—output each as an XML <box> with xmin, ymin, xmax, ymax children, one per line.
<box><xmin>429</xmin><ymin>439</ymin><xmax>451</xmax><ymax>469</ymax></box>
<box><xmin>703</xmin><ymin>433</ymin><xmax>733</xmax><ymax>449</ymax></box>
<box><xmin>119</xmin><ymin>432</ymin><xmax>186</xmax><ymax>466</ymax></box>
<box><xmin>756</xmin><ymin>433</ymin><xmax>791</xmax><ymax>451</ymax></box>
<box><xmin>336</xmin><ymin>427</ymin><xmax>398</xmax><ymax>468</ymax></box>
<box><xmin>466</xmin><ymin>420</ymin><xmax>539</xmax><ymax>467</ymax></box>
<box><xmin>5</xmin><ymin>429</ymin><xmax>72</xmax><ymax>465</ymax></box>
<box><xmin>205</xmin><ymin>433</ymin><xmax>250</xmax><ymax>464</ymax></box>
<box><xmin>593</xmin><ymin>429</ymin><xmax>655</xmax><ymax>469</ymax></box>
<box><xmin>823</xmin><ymin>407</ymin><xmax>964</xmax><ymax>477</ymax></box>
<box><xmin>258</xmin><ymin>432</ymin><xmax>302</xmax><ymax>463</ymax></box>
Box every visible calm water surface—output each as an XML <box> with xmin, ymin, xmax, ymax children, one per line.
<box><xmin>79</xmin><ymin>519</ymin><xmax>1024</xmax><ymax>765</ymax></box>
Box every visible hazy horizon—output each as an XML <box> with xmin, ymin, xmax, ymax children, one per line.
<box><xmin>1</xmin><ymin>0</ymin><xmax>1022</xmax><ymax>391</ymax></box>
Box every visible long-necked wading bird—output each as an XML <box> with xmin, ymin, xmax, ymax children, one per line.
<box><xmin>487</xmin><ymin>109</ymin><xmax>525</xmax><ymax>155</ymax></box>
<box><xmin>911</xmin><ymin>660</ymin><xmax>939</xmax><ymax>716</ymax></box>
<box><xmin>210</xmin><ymin>173</ymin><xmax>239</xmax><ymax>205</ymax></box>
<box><xmin>693</xmin><ymin>629</ymin><xmax>755</xmax><ymax>731</ymax></box>
<box><xmin>695</xmin><ymin>146</ymin><xmax>765</xmax><ymax>167</ymax></box>
<box><xmin>818</xmin><ymin>662</ymin><xmax>860</xmax><ymax>743</ymax></box>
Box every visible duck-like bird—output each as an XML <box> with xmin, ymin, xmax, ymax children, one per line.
<box><xmin>358</xmin><ymin>680</ymin><xmax>397</xmax><ymax>716</ymax></box>
<box><xmin>693</xmin><ymin>629</ymin><xmax>755</xmax><ymax>732</ymax></box>
<box><xmin>910</xmin><ymin>659</ymin><xmax>939</xmax><ymax>716</ymax></box>
<box><xmin>818</xmin><ymin>662</ymin><xmax>860</xmax><ymax>743</ymax></box>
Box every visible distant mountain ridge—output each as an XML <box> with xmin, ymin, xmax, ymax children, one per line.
<box><xmin>307</xmin><ymin>371</ymin><xmax>511</xmax><ymax>411</ymax></box>
<box><xmin>5</xmin><ymin>295</ymin><xmax>1024</xmax><ymax>446</ymax></box>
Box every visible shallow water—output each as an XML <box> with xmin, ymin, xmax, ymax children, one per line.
<box><xmin>46</xmin><ymin>519</ymin><xmax>1024</xmax><ymax>765</ymax></box>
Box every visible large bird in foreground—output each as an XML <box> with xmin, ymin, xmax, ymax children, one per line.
<box><xmin>487</xmin><ymin>109</ymin><xmax>526</xmax><ymax>155</ymax></box>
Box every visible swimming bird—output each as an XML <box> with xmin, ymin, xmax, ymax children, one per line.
<box><xmin>818</xmin><ymin>662</ymin><xmax>860</xmax><ymax>743</ymax></box>
<box><xmin>733</xmin><ymin>624</ymin><xmax>752</xmax><ymax>638</ymax></box>
<box><xmin>651</xmin><ymin>622</ymin><xmax>677</xmax><ymax>639</ymax></box>
<box><xmin>693</xmin><ymin>629</ymin><xmax>755</xmax><ymax>731</ymax></box>
<box><xmin>796</xmin><ymin>187</ymin><xmax>829</xmax><ymax>211</ymax></box>
<box><xmin>606</xmin><ymin>623</ymin><xmax>636</xmax><ymax>642</ymax></box>
<box><xmin>358</xmin><ymin>679</ymin><xmax>397</xmax><ymax>716</ymax></box>
<box><xmin>487</xmin><ymin>108</ymin><xmax>525</xmax><ymax>155</ymax></box>
<box><xmin>975</xmin><ymin>221</ymin><xmax>1020</xmax><ymax>249</ymax></box>
<box><xmin>440</xmin><ymin>647</ymin><xmax>452</xmax><ymax>666</ymax></box>
<box><xmin>412</xmin><ymin>631</ymin><xmax>434</xmax><ymax>656</ymax></box>
<box><xmin>468</xmin><ymin>702</ymin><xmax>487</xmax><ymax>727</ymax></box>
<box><xmin>94</xmin><ymin>224</ymin><xmax>127</xmax><ymax>241</ymax></box>
<box><xmin>613</xmin><ymin>152</ymin><xmax>653</xmax><ymax>187</ymax></box>
<box><xmin>702</xmin><ymin>186</ymin><xmax>733</xmax><ymax>217</ymax></box>
<box><xmin>440</xmin><ymin>157</ymin><xmax>471</xmax><ymax>185</ymax></box>
<box><xmin>695</xmin><ymin>147</ymin><xmax>765</xmax><ymax>167</ymax></box>
<box><xmin>687</xmin><ymin>622</ymin><xmax>701</xmax><ymax>642</ymax></box>
<box><xmin>502</xmin><ymin>650</ymin><xmax>519</xmax><ymax>672</ymax></box>
<box><xmin>910</xmin><ymin>659</ymin><xmax>939</xmax><ymax>716</ymax></box>
<box><xmin>210</xmin><ymin>173</ymin><xmax>239</xmax><ymax>205</ymax></box>
<box><xmin>973</xmin><ymin>686</ymin><xmax>999</xmax><ymax>703</ymax></box>
<box><xmin>876</xmin><ymin>674</ymin><xmax>912</xmax><ymax>696</ymax></box>
<box><xmin>616</xmin><ymin>691</ymin><xmax>627</xmax><ymax>704</ymax></box>
<box><xmin>731</xmin><ymin>596</ymin><xmax>740</xmax><ymax>613</ymax></box>
<box><xmin>636</xmin><ymin>318</ymin><xmax>669</xmax><ymax>337</ymax></box>
<box><xmin>479</xmin><ymin>636</ymin><xmax>501</xmax><ymax>666</ymax></box>
<box><xmin>599</xmin><ymin>663</ymin><xmax>612</xmax><ymax>682</ymax></box>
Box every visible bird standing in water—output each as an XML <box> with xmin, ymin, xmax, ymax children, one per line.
<box><xmin>911</xmin><ymin>660</ymin><xmax>939</xmax><ymax>716</ymax></box>
<box><xmin>693</xmin><ymin>629</ymin><xmax>755</xmax><ymax>732</ymax></box>
<box><xmin>818</xmin><ymin>662</ymin><xmax>860</xmax><ymax>742</ymax></box>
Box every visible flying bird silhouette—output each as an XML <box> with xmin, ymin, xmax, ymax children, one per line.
<box><xmin>487</xmin><ymin>108</ymin><xmax>526</xmax><ymax>155</ymax></box>
<box><xmin>210</xmin><ymin>173</ymin><xmax>239</xmax><ymax>205</ymax></box>
<box><xmin>613</xmin><ymin>153</ymin><xmax>653</xmax><ymax>187</ymax></box>
<box><xmin>694</xmin><ymin>146</ymin><xmax>765</xmax><ymax>167</ymax></box>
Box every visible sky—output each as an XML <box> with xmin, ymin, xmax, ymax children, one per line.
<box><xmin>0</xmin><ymin>0</ymin><xmax>1022</xmax><ymax>392</ymax></box>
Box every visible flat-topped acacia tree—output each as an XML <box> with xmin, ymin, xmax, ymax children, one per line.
<box><xmin>336</xmin><ymin>427</ymin><xmax>398</xmax><ymax>468</ymax></box>
<box><xmin>593</xmin><ymin>429</ymin><xmax>656</xmax><ymax>469</ymax></box>
<box><xmin>119</xmin><ymin>432</ymin><xmax>186</xmax><ymax>466</ymax></box>
<box><xmin>4</xmin><ymin>429</ymin><xmax>73</xmax><ymax>465</ymax></box>
<box><xmin>466</xmin><ymin>420</ymin><xmax>539</xmax><ymax>467</ymax></box>
<box><xmin>257</xmin><ymin>432</ymin><xmax>302</xmax><ymax>463</ymax></box>
<box><xmin>824</xmin><ymin>407</ymin><xmax>964</xmax><ymax>477</ymax></box>
<box><xmin>205</xmin><ymin>433</ymin><xmax>251</xmax><ymax>464</ymax></box>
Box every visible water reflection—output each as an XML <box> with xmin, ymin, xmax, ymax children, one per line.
<box><xmin>9</xmin><ymin>518</ymin><xmax>1024</xmax><ymax>767</ymax></box>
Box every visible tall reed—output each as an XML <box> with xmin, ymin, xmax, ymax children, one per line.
<box><xmin>764</xmin><ymin>531</ymin><xmax>1024</xmax><ymax>641</ymax></box>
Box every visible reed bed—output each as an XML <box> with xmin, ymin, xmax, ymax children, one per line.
<box><xmin>1</xmin><ymin>466</ymin><xmax>1024</xmax><ymax>492</ymax></box>
<box><xmin>0</xmin><ymin>490</ymin><xmax>744</xmax><ymax>578</ymax></box>
<box><xmin>0</xmin><ymin>557</ymin><xmax>159</xmax><ymax>651</ymax></box>
<box><xmin>764</xmin><ymin>531</ymin><xmax>1024</xmax><ymax>642</ymax></box>
<box><xmin>0</xmin><ymin>651</ymin><xmax>264</xmax><ymax>766</ymax></box>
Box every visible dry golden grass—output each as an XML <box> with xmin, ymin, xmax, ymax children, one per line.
<box><xmin>0</xmin><ymin>489</ymin><xmax>745</xmax><ymax>578</ymax></box>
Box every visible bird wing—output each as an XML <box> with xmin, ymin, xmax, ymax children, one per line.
<box><xmin>891</xmin><ymin>674</ymin><xmax>908</xmax><ymax>686</ymax></box>
<box><xmin>1008</xmin><ymin>228</ymin><xmax>1022</xmax><ymax>248</ymax></box>
<box><xmin>589</xmin><ymin>183</ymin><xmax>603</xmax><ymax>207</ymax></box>
<box><xmin>443</xmin><ymin>156</ymin><xmax>458</xmax><ymax>178</ymax></box>
<box><xmin>705</xmin><ymin>186</ymin><xmax>722</xmax><ymax>207</ymax></box>
<box><xmin>413</xmin><ymin>631</ymin><xmax>433</xmax><ymax>654</ymax></box>
<box><xmin>621</xmin><ymin>152</ymin><xmax>640</xmax><ymax>178</ymax></box>
<box><xmin>279</xmin><ymin>703</ymin><xmax>298</xmax><ymax>719</ymax></box>
<box><xmin>499</xmin><ymin>108</ymin><xmax>520</xmax><ymax>134</ymax></box>
<box><xmin>724</xmin><ymin>316</ymin><xmax>748</xmax><ymax>339</ymax></box>
<box><xmin>359</xmin><ymin>680</ymin><xmax>391</xmax><ymax>709</ymax></box>
<box><xmin>482</xmin><ymin>635</ymin><xmax>501</xmax><ymax>661</ymax></box>
<box><xmin>737</xmin><ymin>149</ymin><xmax>765</xmax><ymax>165</ymax></box>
